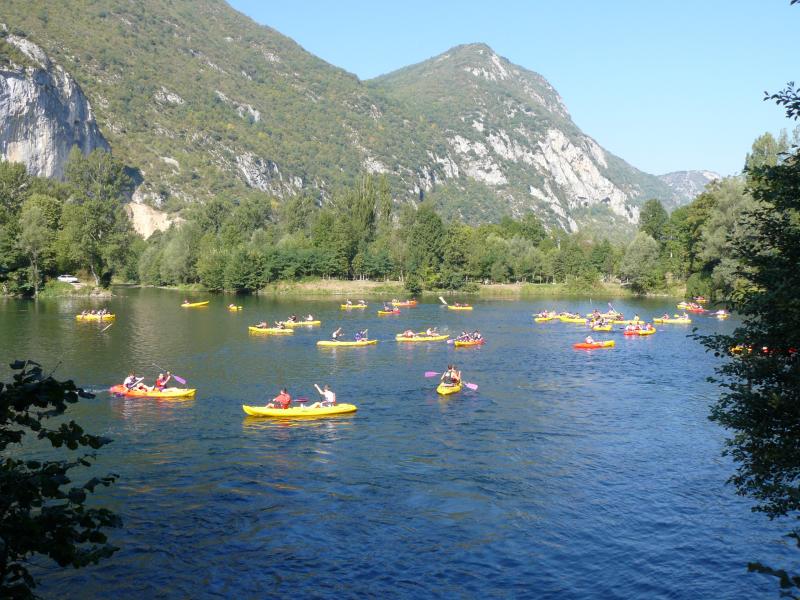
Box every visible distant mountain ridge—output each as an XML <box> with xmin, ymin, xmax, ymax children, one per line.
<box><xmin>658</xmin><ymin>170</ymin><xmax>722</xmax><ymax>203</ymax></box>
<box><xmin>0</xmin><ymin>0</ymin><xmax>695</xmax><ymax>234</ymax></box>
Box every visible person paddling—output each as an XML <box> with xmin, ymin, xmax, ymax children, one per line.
<box><xmin>123</xmin><ymin>372</ymin><xmax>144</xmax><ymax>390</ymax></box>
<box><xmin>153</xmin><ymin>372</ymin><xmax>171</xmax><ymax>391</ymax></box>
<box><xmin>332</xmin><ymin>327</ymin><xmax>343</xmax><ymax>340</ymax></box>
<box><xmin>308</xmin><ymin>384</ymin><xmax>336</xmax><ymax>409</ymax></box>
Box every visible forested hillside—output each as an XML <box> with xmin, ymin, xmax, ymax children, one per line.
<box><xmin>1</xmin><ymin>0</ymin><xmax>677</xmax><ymax>232</ymax></box>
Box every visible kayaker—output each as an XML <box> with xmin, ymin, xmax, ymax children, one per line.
<box><xmin>267</xmin><ymin>388</ymin><xmax>292</xmax><ymax>409</ymax></box>
<box><xmin>457</xmin><ymin>331</ymin><xmax>469</xmax><ymax>341</ymax></box>
<box><xmin>425</xmin><ymin>327</ymin><xmax>437</xmax><ymax>336</ymax></box>
<box><xmin>441</xmin><ymin>365</ymin><xmax>460</xmax><ymax>385</ymax></box>
<box><xmin>273</xmin><ymin>321</ymin><xmax>286</xmax><ymax>329</ymax></box>
<box><xmin>472</xmin><ymin>330</ymin><xmax>482</xmax><ymax>341</ymax></box>
<box><xmin>309</xmin><ymin>383</ymin><xmax>336</xmax><ymax>408</ymax></box>
<box><xmin>355</xmin><ymin>329</ymin><xmax>368</xmax><ymax>341</ymax></box>
<box><xmin>255</xmin><ymin>320</ymin><xmax>268</xmax><ymax>328</ymax></box>
<box><xmin>306</xmin><ymin>314</ymin><xmax>314</xmax><ymax>321</ymax></box>
<box><xmin>383</xmin><ymin>303</ymin><xmax>393</xmax><ymax>311</ymax></box>
<box><xmin>123</xmin><ymin>372</ymin><xmax>140</xmax><ymax>390</ymax></box>
<box><xmin>229</xmin><ymin>303</ymin><xmax>237</xmax><ymax>309</ymax></box>
<box><xmin>585</xmin><ymin>335</ymin><xmax>595</xmax><ymax>344</ymax></box>
<box><xmin>332</xmin><ymin>327</ymin><xmax>343</xmax><ymax>340</ymax></box>
<box><xmin>154</xmin><ymin>372</ymin><xmax>171</xmax><ymax>391</ymax></box>
<box><xmin>359</xmin><ymin>299</ymin><xmax>366</xmax><ymax>306</ymax></box>
<box><xmin>288</xmin><ymin>314</ymin><xmax>298</xmax><ymax>323</ymax></box>
<box><xmin>345</xmin><ymin>299</ymin><xmax>353</xmax><ymax>306</ymax></box>
<box><xmin>402</xmin><ymin>329</ymin><xmax>415</xmax><ymax>338</ymax></box>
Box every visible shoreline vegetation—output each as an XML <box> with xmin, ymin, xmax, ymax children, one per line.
<box><xmin>6</xmin><ymin>278</ymin><xmax>687</xmax><ymax>300</ymax></box>
<box><xmin>134</xmin><ymin>278</ymin><xmax>684</xmax><ymax>299</ymax></box>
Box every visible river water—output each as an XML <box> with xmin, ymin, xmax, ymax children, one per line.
<box><xmin>0</xmin><ymin>288</ymin><xmax>791</xmax><ymax>598</ymax></box>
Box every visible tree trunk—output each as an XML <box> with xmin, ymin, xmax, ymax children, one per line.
<box><xmin>90</xmin><ymin>263</ymin><xmax>99</xmax><ymax>287</ymax></box>
<box><xmin>32</xmin><ymin>256</ymin><xmax>39</xmax><ymax>298</ymax></box>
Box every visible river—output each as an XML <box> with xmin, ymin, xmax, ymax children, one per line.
<box><xmin>0</xmin><ymin>288</ymin><xmax>791</xmax><ymax>598</ymax></box>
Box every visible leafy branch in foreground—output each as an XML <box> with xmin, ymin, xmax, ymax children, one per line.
<box><xmin>698</xmin><ymin>77</ymin><xmax>800</xmax><ymax>596</ymax></box>
<box><xmin>0</xmin><ymin>360</ymin><xmax>121</xmax><ymax>599</ymax></box>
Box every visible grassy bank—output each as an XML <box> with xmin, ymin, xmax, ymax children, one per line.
<box><xmin>35</xmin><ymin>281</ymin><xmax>113</xmax><ymax>298</ymax></box>
<box><xmin>258</xmin><ymin>279</ymin><xmax>406</xmax><ymax>297</ymax></box>
<box><xmin>130</xmin><ymin>279</ymin><xmax>686</xmax><ymax>299</ymax></box>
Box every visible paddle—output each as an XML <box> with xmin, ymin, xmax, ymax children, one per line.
<box><xmin>101</xmin><ymin>322</ymin><xmax>113</xmax><ymax>332</ymax></box>
<box><xmin>439</xmin><ymin>296</ymin><xmax>448</xmax><ymax>306</ymax></box>
<box><xmin>423</xmin><ymin>372</ymin><xmax>478</xmax><ymax>391</ymax></box>
<box><xmin>151</xmin><ymin>363</ymin><xmax>187</xmax><ymax>385</ymax></box>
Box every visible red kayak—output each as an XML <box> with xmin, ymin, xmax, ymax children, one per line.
<box><xmin>573</xmin><ymin>340</ymin><xmax>615</xmax><ymax>349</ymax></box>
<box><xmin>109</xmin><ymin>384</ymin><xmax>196</xmax><ymax>398</ymax></box>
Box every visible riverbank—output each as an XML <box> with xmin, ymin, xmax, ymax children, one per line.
<box><xmin>3</xmin><ymin>281</ymin><xmax>115</xmax><ymax>299</ymax></box>
<box><xmin>257</xmin><ymin>279</ymin><xmax>685</xmax><ymax>299</ymax></box>
<box><xmin>120</xmin><ymin>279</ymin><xmax>686</xmax><ymax>299</ymax></box>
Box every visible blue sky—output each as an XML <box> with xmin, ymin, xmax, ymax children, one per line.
<box><xmin>228</xmin><ymin>0</ymin><xmax>798</xmax><ymax>176</ymax></box>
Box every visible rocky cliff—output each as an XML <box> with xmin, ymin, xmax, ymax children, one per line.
<box><xmin>0</xmin><ymin>27</ymin><xmax>109</xmax><ymax>179</ymax></box>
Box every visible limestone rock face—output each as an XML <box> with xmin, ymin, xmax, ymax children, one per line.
<box><xmin>0</xmin><ymin>32</ymin><xmax>109</xmax><ymax>179</ymax></box>
<box><xmin>659</xmin><ymin>170</ymin><xmax>721</xmax><ymax>203</ymax></box>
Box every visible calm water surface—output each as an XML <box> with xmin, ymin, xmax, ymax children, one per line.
<box><xmin>0</xmin><ymin>289</ymin><xmax>791</xmax><ymax>598</ymax></box>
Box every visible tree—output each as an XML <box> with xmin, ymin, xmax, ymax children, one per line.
<box><xmin>16</xmin><ymin>198</ymin><xmax>52</xmax><ymax>296</ymax></box>
<box><xmin>619</xmin><ymin>232</ymin><xmax>661</xmax><ymax>293</ymax></box>
<box><xmin>406</xmin><ymin>203</ymin><xmax>444</xmax><ymax>275</ymax></box>
<box><xmin>744</xmin><ymin>131</ymin><xmax>789</xmax><ymax>172</ymax></box>
<box><xmin>638</xmin><ymin>199</ymin><xmax>668</xmax><ymax>241</ymax></box>
<box><xmin>700</xmin><ymin>72</ymin><xmax>800</xmax><ymax>596</ymax></box>
<box><xmin>58</xmin><ymin>150</ymin><xmax>135</xmax><ymax>286</ymax></box>
<box><xmin>0</xmin><ymin>360</ymin><xmax>120</xmax><ymax>598</ymax></box>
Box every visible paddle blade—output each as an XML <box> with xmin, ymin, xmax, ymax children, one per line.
<box><xmin>465</xmin><ymin>382</ymin><xmax>478</xmax><ymax>391</ymax></box>
<box><xmin>439</xmin><ymin>296</ymin><xmax>448</xmax><ymax>305</ymax></box>
<box><xmin>447</xmin><ymin>339</ymin><xmax>454</xmax><ymax>344</ymax></box>
<box><xmin>172</xmin><ymin>374</ymin><xmax>187</xmax><ymax>385</ymax></box>
<box><xmin>424</xmin><ymin>371</ymin><xmax>440</xmax><ymax>378</ymax></box>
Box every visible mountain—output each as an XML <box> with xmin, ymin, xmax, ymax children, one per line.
<box><xmin>0</xmin><ymin>0</ymin><xmax>681</xmax><ymax>234</ymax></box>
<box><xmin>658</xmin><ymin>170</ymin><xmax>721</xmax><ymax>203</ymax></box>
<box><xmin>370</xmin><ymin>43</ymin><xmax>679</xmax><ymax>232</ymax></box>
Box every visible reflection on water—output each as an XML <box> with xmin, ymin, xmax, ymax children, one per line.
<box><xmin>0</xmin><ymin>289</ymin><xmax>792</xmax><ymax>598</ymax></box>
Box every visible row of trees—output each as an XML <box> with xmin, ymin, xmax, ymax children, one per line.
<box><xmin>1</xmin><ymin>129</ymin><xmax>796</xmax><ymax>299</ymax></box>
<box><xmin>0</xmin><ymin>149</ymin><xmax>138</xmax><ymax>296</ymax></box>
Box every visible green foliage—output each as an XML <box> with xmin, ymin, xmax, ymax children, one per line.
<box><xmin>700</xmin><ymin>76</ymin><xmax>800</xmax><ymax>597</ymax></box>
<box><xmin>638</xmin><ymin>198</ymin><xmax>668</xmax><ymax>241</ymax></box>
<box><xmin>0</xmin><ymin>360</ymin><xmax>120</xmax><ymax>598</ymax></box>
<box><xmin>620</xmin><ymin>232</ymin><xmax>662</xmax><ymax>293</ymax></box>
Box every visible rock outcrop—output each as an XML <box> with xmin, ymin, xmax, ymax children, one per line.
<box><xmin>659</xmin><ymin>170</ymin><xmax>721</xmax><ymax>204</ymax></box>
<box><xmin>0</xmin><ymin>30</ymin><xmax>109</xmax><ymax>179</ymax></box>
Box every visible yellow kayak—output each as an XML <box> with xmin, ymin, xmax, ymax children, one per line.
<box><xmin>635</xmin><ymin>328</ymin><xmax>657</xmax><ymax>336</ymax></box>
<box><xmin>228</xmin><ymin>305</ymin><xmax>243</xmax><ymax>311</ymax></box>
<box><xmin>182</xmin><ymin>301</ymin><xmax>209</xmax><ymax>308</ymax></box>
<box><xmin>281</xmin><ymin>320</ymin><xmax>321</xmax><ymax>327</ymax></box>
<box><xmin>76</xmin><ymin>313</ymin><xmax>115</xmax><ymax>321</ymax></box>
<box><xmin>447</xmin><ymin>305</ymin><xmax>473</xmax><ymax>311</ymax></box>
<box><xmin>248</xmin><ymin>326</ymin><xmax>293</xmax><ymax>335</ymax></box>
<box><xmin>591</xmin><ymin>324</ymin><xmax>612</xmax><ymax>331</ymax></box>
<box><xmin>317</xmin><ymin>339</ymin><xmax>377</xmax><ymax>347</ymax></box>
<box><xmin>395</xmin><ymin>334</ymin><xmax>449</xmax><ymax>342</ymax></box>
<box><xmin>560</xmin><ymin>317</ymin><xmax>588</xmax><ymax>324</ymax></box>
<box><xmin>437</xmin><ymin>382</ymin><xmax>463</xmax><ymax>395</ymax></box>
<box><xmin>653</xmin><ymin>318</ymin><xmax>692</xmax><ymax>324</ymax></box>
<box><xmin>340</xmin><ymin>304</ymin><xmax>367</xmax><ymax>309</ymax></box>
<box><xmin>242</xmin><ymin>403</ymin><xmax>357</xmax><ymax>418</ymax></box>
